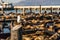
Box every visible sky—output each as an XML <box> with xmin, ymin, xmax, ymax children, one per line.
<box><xmin>1</xmin><ymin>0</ymin><xmax>60</xmax><ymax>6</ymax></box>
<box><xmin>14</xmin><ymin>0</ymin><xmax>60</xmax><ymax>6</ymax></box>
<box><xmin>1</xmin><ymin>0</ymin><xmax>24</xmax><ymax>3</ymax></box>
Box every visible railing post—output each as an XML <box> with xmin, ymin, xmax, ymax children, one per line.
<box><xmin>15</xmin><ymin>8</ymin><xmax>18</xmax><ymax>15</ymax></box>
<box><xmin>39</xmin><ymin>5</ymin><xmax>41</xmax><ymax>14</ymax></box>
<box><xmin>51</xmin><ymin>7</ymin><xmax>53</xmax><ymax>13</ymax></box>
<box><xmin>23</xmin><ymin>8</ymin><xmax>25</xmax><ymax>15</ymax></box>
<box><xmin>44</xmin><ymin>8</ymin><xmax>47</xmax><ymax>14</ymax></box>
<box><xmin>58</xmin><ymin>8</ymin><xmax>59</xmax><ymax>13</ymax></box>
<box><xmin>30</xmin><ymin>8</ymin><xmax>32</xmax><ymax>13</ymax></box>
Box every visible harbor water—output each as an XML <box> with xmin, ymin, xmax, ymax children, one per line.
<box><xmin>4</xmin><ymin>10</ymin><xmax>60</xmax><ymax>14</ymax></box>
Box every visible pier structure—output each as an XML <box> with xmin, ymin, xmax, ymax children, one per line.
<box><xmin>14</xmin><ymin>6</ymin><xmax>60</xmax><ymax>14</ymax></box>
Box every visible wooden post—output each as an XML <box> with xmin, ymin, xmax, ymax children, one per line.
<box><xmin>30</xmin><ymin>8</ymin><xmax>32</xmax><ymax>13</ymax></box>
<box><xmin>10</xmin><ymin>21</ymin><xmax>14</xmax><ymax>40</ymax></box>
<box><xmin>15</xmin><ymin>8</ymin><xmax>18</xmax><ymax>15</ymax></box>
<box><xmin>34</xmin><ymin>8</ymin><xmax>36</xmax><ymax>13</ymax></box>
<box><xmin>11</xmin><ymin>29</ymin><xmax>19</xmax><ymax>40</ymax></box>
<box><xmin>10</xmin><ymin>15</ymin><xmax>22</xmax><ymax>40</ymax></box>
<box><xmin>57</xmin><ymin>8</ymin><xmax>59</xmax><ymax>14</ymax></box>
<box><xmin>23</xmin><ymin>8</ymin><xmax>25</xmax><ymax>15</ymax></box>
<box><xmin>51</xmin><ymin>7</ymin><xmax>53</xmax><ymax>13</ymax></box>
<box><xmin>45</xmin><ymin>8</ymin><xmax>46</xmax><ymax>13</ymax></box>
<box><xmin>11</xmin><ymin>25</ymin><xmax>22</xmax><ymax>40</ymax></box>
<box><xmin>39</xmin><ymin>5</ymin><xmax>41</xmax><ymax>14</ymax></box>
<box><xmin>18</xmin><ymin>26</ymin><xmax>22</xmax><ymax>40</ymax></box>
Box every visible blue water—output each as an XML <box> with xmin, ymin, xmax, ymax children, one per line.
<box><xmin>4</xmin><ymin>10</ymin><xmax>45</xmax><ymax>13</ymax></box>
<box><xmin>3</xmin><ymin>28</ymin><xmax>10</xmax><ymax>33</ymax></box>
<box><xmin>2</xmin><ymin>22</ymin><xmax>11</xmax><ymax>33</ymax></box>
<box><xmin>4</xmin><ymin>10</ymin><xmax>60</xmax><ymax>14</ymax></box>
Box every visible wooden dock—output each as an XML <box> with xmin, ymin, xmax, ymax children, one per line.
<box><xmin>0</xmin><ymin>6</ymin><xmax>60</xmax><ymax>40</ymax></box>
